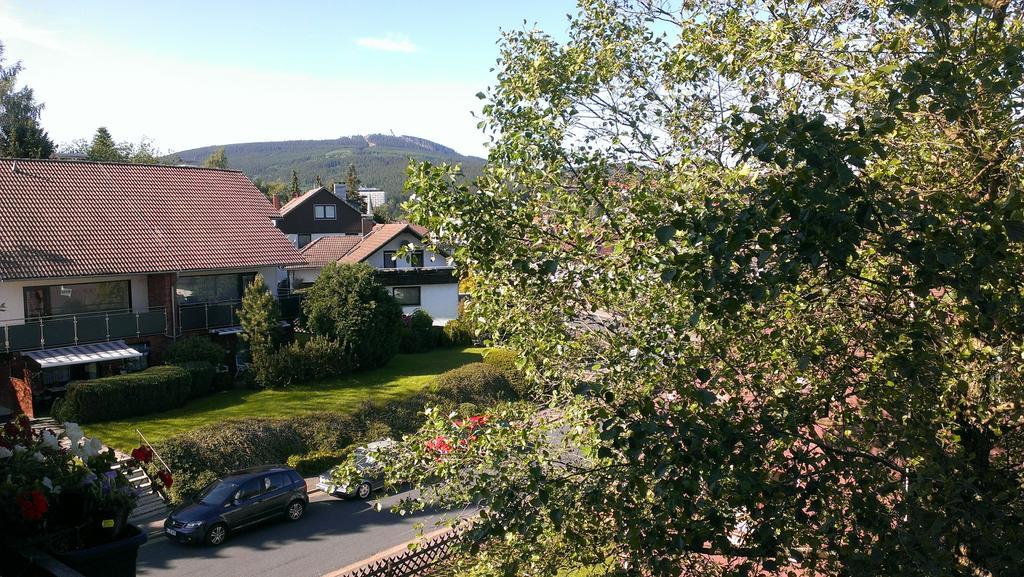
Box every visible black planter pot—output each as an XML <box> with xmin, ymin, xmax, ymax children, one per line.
<box><xmin>51</xmin><ymin>524</ymin><xmax>147</xmax><ymax>577</ymax></box>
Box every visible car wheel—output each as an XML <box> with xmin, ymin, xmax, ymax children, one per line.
<box><xmin>205</xmin><ymin>523</ymin><xmax>228</xmax><ymax>546</ymax></box>
<box><xmin>286</xmin><ymin>499</ymin><xmax>305</xmax><ymax>521</ymax></box>
<box><xmin>356</xmin><ymin>482</ymin><xmax>372</xmax><ymax>500</ymax></box>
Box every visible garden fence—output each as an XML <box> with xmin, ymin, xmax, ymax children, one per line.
<box><xmin>336</xmin><ymin>528</ymin><xmax>463</xmax><ymax>577</ymax></box>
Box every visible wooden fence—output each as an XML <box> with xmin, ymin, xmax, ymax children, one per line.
<box><xmin>336</xmin><ymin>529</ymin><xmax>463</xmax><ymax>577</ymax></box>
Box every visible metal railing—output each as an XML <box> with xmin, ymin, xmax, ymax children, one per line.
<box><xmin>177</xmin><ymin>294</ymin><xmax>305</xmax><ymax>333</ymax></box>
<box><xmin>135</xmin><ymin>428</ymin><xmax>172</xmax><ymax>503</ymax></box>
<box><xmin>0</xmin><ymin>307</ymin><xmax>168</xmax><ymax>354</ymax></box>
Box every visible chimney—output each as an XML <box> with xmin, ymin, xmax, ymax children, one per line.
<box><xmin>272</xmin><ymin>195</ymin><xmax>281</xmax><ymax>209</ymax></box>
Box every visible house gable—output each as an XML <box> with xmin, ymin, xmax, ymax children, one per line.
<box><xmin>276</xmin><ymin>187</ymin><xmax>365</xmax><ymax>237</ymax></box>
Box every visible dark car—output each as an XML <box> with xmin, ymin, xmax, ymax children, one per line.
<box><xmin>164</xmin><ymin>465</ymin><xmax>308</xmax><ymax>546</ymax></box>
<box><xmin>317</xmin><ymin>440</ymin><xmax>393</xmax><ymax>500</ymax></box>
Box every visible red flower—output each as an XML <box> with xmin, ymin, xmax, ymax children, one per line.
<box><xmin>130</xmin><ymin>446</ymin><xmax>154</xmax><ymax>464</ymax></box>
<box><xmin>16</xmin><ymin>490</ymin><xmax>48</xmax><ymax>521</ymax></box>
<box><xmin>425</xmin><ymin>436</ymin><xmax>453</xmax><ymax>455</ymax></box>
<box><xmin>157</xmin><ymin>470</ymin><xmax>173</xmax><ymax>488</ymax></box>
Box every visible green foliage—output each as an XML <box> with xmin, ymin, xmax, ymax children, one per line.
<box><xmin>291</xmin><ymin>169</ymin><xmax>300</xmax><ymax>195</ymax></box>
<box><xmin>398</xmin><ymin>1</ymin><xmax>1024</xmax><ymax>575</ymax></box>
<box><xmin>0</xmin><ymin>42</ymin><xmax>54</xmax><ymax>159</ymax></box>
<box><xmin>302</xmin><ymin>262</ymin><xmax>403</xmax><ymax>370</ymax></box>
<box><xmin>259</xmin><ymin>336</ymin><xmax>351</xmax><ymax>388</ymax></box>
<box><xmin>427</xmin><ymin>363</ymin><xmax>514</xmax><ymax>411</ymax></box>
<box><xmin>287</xmin><ymin>447</ymin><xmax>354</xmax><ymax>476</ymax></box>
<box><xmin>482</xmin><ymin>348</ymin><xmax>529</xmax><ymax>398</ymax></box>
<box><xmin>55</xmin><ymin>366</ymin><xmax>192</xmax><ymax>423</ymax></box>
<box><xmin>399</xmin><ymin>309</ymin><xmax>441</xmax><ymax>353</ymax></box>
<box><xmin>443</xmin><ymin>318</ymin><xmax>475</xmax><ymax>347</ymax></box>
<box><xmin>238</xmin><ymin>277</ymin><xmax>282</xmax><ymax>386</ymax></box>
<box><xmin>408</xmin><ymin>309</ymin><xmax>433</xmax><ymax>330</ymax></box>
<box><xmin>85</xmin><ymin>127</ymin><xmax>121</xmax><ymax>161</ymax></box>
<box><xmin>164</xmin><ymin>336</ymin><xmax>226</xmax><ymax>366</ymax></box>
<box><xmin>179</xmin><ymin>361</ymin><xmax>216</xmax><ymax>398</ymax></box>
<box><xmin>202</xmin><ymin>146</ymin><xmax>228</xmax><ymax>169</ymax></box>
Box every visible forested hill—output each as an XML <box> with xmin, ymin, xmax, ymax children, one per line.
<box><xmin>171</xmin><ymin>134</ymin><xmax>485</xmax><ymax>198</ymax></box>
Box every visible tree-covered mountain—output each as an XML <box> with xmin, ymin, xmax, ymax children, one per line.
<box><xmin>171</xmin><ymin>134</ymin><xmax>485</xmax><ymax>203</ymax></box>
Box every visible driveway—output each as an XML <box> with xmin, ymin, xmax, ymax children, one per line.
<box><xmin>137</xmin><ymin>489</ymin><xmax>469</xmax><ymax>577</ymax></box>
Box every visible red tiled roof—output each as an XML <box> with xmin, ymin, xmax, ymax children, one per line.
<box><xmin>0</xmin><ymin>159</ymin><xmax>305</xmax><ymax>280</ymax></box>
<box><xmin>278</xmin><ymin>186</ymin><xmax>321</xmax><ymax>216</ymax></box>
<box><xmin>339</xmin><ymin>223</ymin><xmax>426</xmax><ymax>264</ymax></box>
<box><xmin>295</xmin><ymin>235</ymin><xmax>362</xmax><ymax>267</ymax></box>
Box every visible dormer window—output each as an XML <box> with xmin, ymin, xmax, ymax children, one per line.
<box><xmin>314</xmin><ymin>205</ymin><xmax>336</xmax><ymax>220</ymax></box>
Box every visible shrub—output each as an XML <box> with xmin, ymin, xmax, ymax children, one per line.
<box><xmin>483</xmin><ymin>348</ymin><xmax>530</xmax><ymax>397</ymax></box>
<box><xmin>408</xmin><ymin>309</ymin><xmax>434</xmax><ymax>330</ymax></box>
<box><xmin>443</xmin><ymin>319</ymin><xmax>474</xmax><ymax>346</ymax></box>
<box><xmin>55</xmin><ymin>365</ymin><xmax>193</xmax><ymax>423</ymax></box>
<box><xmin>302</xmin><ymin>262</ymin><xmax>403</xmax><ymax>370</ymax></box>
<box><xmin>259</xmin><ymin>336</ymin><xmax>351</xmax><ymax>388</ymax></box>
<box><xmin>428</xmin><ymin>363</ymin><xmax>516</xmax><ymax>410</ymax></box>
<box><xmin>294</xmin><ymin>411</ymin><xmax>362</xmax><ymax>453</ymax></box>
<box><xmin>287</xmin><ymin>447</ymin><xmax>354</xmax><ymax>476</ymax></box>
<box><xmin>164</xmin><ymin>337</ymin><xmax>226</xmax><ymax>366</ymax></box>
<box><xmin>179</xmin><ymin>361</ymin><xmax>216</xmax><ymax>398</ymax></box>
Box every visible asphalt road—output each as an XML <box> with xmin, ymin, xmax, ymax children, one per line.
<box><xmin>137</xmin><ymin>490</ymin><xmax>465</xmax><ymax>577</ymax></box>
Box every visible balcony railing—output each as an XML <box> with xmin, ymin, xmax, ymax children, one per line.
<box><xmin>177</xmin><ymin>294</ymin><xmax>305</xmax><ymax>333</ymax></box>
<box><xmin>1</xmin><ymin>308</ymin><xmax>168</xmax><ymax>354</ymax></box>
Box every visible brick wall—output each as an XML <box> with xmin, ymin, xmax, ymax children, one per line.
<box><xmin>147</xmin><ymin>273</ymin><xmax>177</xmax><ymax>335</ymax></box>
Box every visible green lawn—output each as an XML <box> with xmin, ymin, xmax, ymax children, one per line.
<box><xmin>85</xmin><ymin>347</ymin><xmax>487</xmax><ymax>451</ymax></box>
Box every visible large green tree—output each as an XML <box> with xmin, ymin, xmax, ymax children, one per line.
<box><xmin>302</xmin><ymin>262</ymin><xmax>403</xmax><ymax>370</ymax></box>
<box><xmin>396</xmin><ymin>1</ymin><xmax>1024</xmax><ymax>576</ymax></box>
<box><xmin>345</xmin><ymin>164</ymin><xmax>367</xmax><ymax>211</ymax></box>
<box><xmin>203</xmin><ymin>146</ymin><xmax>228</xmax><ymax>169</ymax></box>
<box><xmin>0</xmin><ymin>42</ymin><xmax>54</xmax><ymax>158</ymax></box>
<box><xmin>237</xmin><ymin>276</ymin><xmax>281</xmax><ymax>385</ymax></box>
<box><xmin>85</xmin><ymin>127</ymin><xmax>123</xmax><ymax>161</ymax></box>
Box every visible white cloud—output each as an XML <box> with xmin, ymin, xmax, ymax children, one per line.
<box><xmin>355</xmin><ymin>34</ymin><xmax>418</xmax><ymax>54</ymax></box>
<box><xmin>0</xmin><ymin>11</ymin><xmax>69</xmax><ymax>54</ymax></box>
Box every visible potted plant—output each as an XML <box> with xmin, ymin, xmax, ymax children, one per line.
<box><xmin>0</xmin><ymin>416</ymin><xmax>146</xmax><ymax>577</ymax></box>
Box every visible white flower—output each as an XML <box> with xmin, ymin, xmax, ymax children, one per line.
<box><xmin>64</xmin><ymin>422</ymin><xmax>84</xmax><ymax>443</ymax></box>
<box><xmin>32</xmin><ymin>451</ymin><xmax>45</xmax><ymax>462</ymax></box>
<box><xmin>0</xmin><ymin>447</ymin><xmax>11</xmax><ymax>459</ymax></box>
<box><xmin>41</xmin><ymin>430</ymin><xmax>60</xmax><ymax>450</ymax></box>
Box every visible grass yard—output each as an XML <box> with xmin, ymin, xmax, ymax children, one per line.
<box><xmin>85</xmin><ymin>347</ymin><xmax>487</xmax><ymax>451</ymax></box>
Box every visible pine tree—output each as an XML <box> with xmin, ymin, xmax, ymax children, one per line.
<box><xmin>291</xmin><ymin>170</ymin><xmax>301</xmax><ymax>196</ymax></box>
<box><xmin>315</xmin><ymin>174</ymin><xmax>323</xmax><ymax>187</ymax></box>
<box><xmin>345</xmin><ymin>164</ymin><xmax>366</xmax><ymax>211</ymax></box>
<box><xmin>237</xmin><ymin>277</ymin><xmax>281</xmax><ymax>387</ymax></box>
<box><xmin>86</xmin><ymin>127</ymin><xmax>124</xmax><ymax>161</ymax></box>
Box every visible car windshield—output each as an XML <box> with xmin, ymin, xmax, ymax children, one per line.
<box><xmin>198</xmin><ymin>480</ymin><xmax>239</xmax><ymax>505</ymax></box>
<box><xmin>354</xmin><ymin>449</ymin><xmax>378</xmax><ymax>470</ymax></box>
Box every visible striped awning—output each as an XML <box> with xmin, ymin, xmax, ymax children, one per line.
<box><xmin>24</xmin><ymin>341</ymin><xmax>144</xmax><ymax>369</ymax></box>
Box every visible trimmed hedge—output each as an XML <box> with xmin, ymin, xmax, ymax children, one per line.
<box><xmin>442</xmin><ymin>319</ymin><xmax>474</xmax><ymax>346</ymax></box>
<box><xmin>483</xmin><ymin>348</ymin><xmax>530</xmax><ymax>398</ymax></box>
<box><xmin>259</xmin><ymin>336</ymin><xmax>352</xmax><ymax>388</ymax></box>
<box><xmin>164</xmin><ymin>337</ymin><xmax>226</xmax><ymax>366</ymax></box>
<box><xmin>54</xmin><ymin>365</ymin><xmax>193</xmax><ymax>424</ymax></box>
<box><xmin>156</xmin><ymin>359</ymin><xmax>520</xmax><ymax>504</ymax></box>
<box><xmin>180</xmin><ymin>361</ymin><xmax>216</xmax><ymax>398</ymax></box>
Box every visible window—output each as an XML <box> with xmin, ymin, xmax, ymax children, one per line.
<box><xmin>314</xmin><ymin>204</ymin><xmax>336</xmax><ymax>219</ymax></box>
<box><xmin>382</xmin><ymin>250</ymin><xmax>423</xmax><ymax>268</ymax></box>
<box><xmin>382</xmin><ymin>250</ymin><xmax>397</xmax><ymax>268</ymax></box>
<box><xmin>24</xmin><ymin>280</ymin><xmax>131</xmax><ymax>318</ymax></box>
<box><xmin>176</xmin><ymin>273</ymin><xmax>256</xmax><ymax>305</ymax></box>
<box><xmin>297</xmin><ymin>234</ymin><xmax>312</xmax><ymax>248</ymax></box>
<box><xmin>235</xmin><ymin>478</ymin><xmax>263</xmax><ymax>501</ymax></box>
<box><xmin>408</xmin><ymin>251</ymin><xmax>424</xmax><ymax>268</ymax></box>
<box><xmin>267</xmin><ymin>472</ymin><xmax>292</xmax><ymax>491</ymax></box>
<box><xmin>391</xmin><ymin>286</ymin><xmax>421</xmax><ymax>306</ymax></box>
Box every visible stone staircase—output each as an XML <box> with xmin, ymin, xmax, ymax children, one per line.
<box><xmin>30</xmin><ymin>417</ymin><xmax>170</xmax><ymax>528</ymax></box>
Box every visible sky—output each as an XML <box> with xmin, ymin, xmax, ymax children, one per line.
<box><xmin>0</xmin><ymin>0</ymin><xmax>578</xmax><ymax>158</ymax></box>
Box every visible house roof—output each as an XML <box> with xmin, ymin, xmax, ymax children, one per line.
<box><xmin>339</xmin><ymin>223</ymin><xmax>428</xmax><ymax>264</ymax></box>
<box><xmin>296</xmin><ymin>235</ymin><xmax>362</xmax><ymax>268</ymax></box>
<box><xmin>279</xmin><ymin>185</ymin><xmax>364</xmax><ymax>217</ymax></box>
<box><xmin>0</xmin><ymin>158</ymin><xmax>305</xmax><ymax>281</ymax></box>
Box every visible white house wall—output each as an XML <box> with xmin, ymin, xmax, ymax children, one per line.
<box><xmin>386</xmin><ymin>283</ymin><xmax>459</xmax><ymax>324</ymax></box>
<box><xmin>366</xmin><ymin>233</ymin><xmax>449</xmax><ymax>269</ymax></box>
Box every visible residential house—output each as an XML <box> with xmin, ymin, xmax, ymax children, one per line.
<box><xmin>0</xmin><ymin>159</ymin><xmax>305</xmax><ymax>418</ymax></box>
<box><xmin>330</xmin><ymin>183</ymin><xmax>387</xmax><ymax>216</ymax></box>
<box><xmin>274</xmin><ymin>185</ymin><xmax>371</xmax><ymax>249</ymax></box>
<box><xmin>288</xmin><ymin>223</ymin><xmax>459</xmax><ymax>324</ymax></box>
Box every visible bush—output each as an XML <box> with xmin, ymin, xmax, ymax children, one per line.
<box><xmin>483</xmin><ymin>348</ymin><xmax>530</xmax><ymax>397</ymax></box>
<box><xmin>428</xmin><ymin>363</ymin><xmax>516</xmax><ymax>410</ymax></box>
<box><xmin>164</xmin><ymin>337</ymin><xmax>226</xmax><ymax>366</ymax></box>
<box><xmin>55</xmin><ymin>365</ymin><xmax>193</xmax><ymax>423</ymax></box>
<box><xmin>287</xmin><ymin>447</ymin><xmax>354</xmax><ymax>476</ymax></box>
<box><xmin>259</xmin><ymin>336</ymin><xmax>351</xmax><ymax>388</ymax></box>
<box><xmin>408</xmin><ymin>309</ymin><xmax>433</xmax><ymax>330</ymax></box>
<box><xmin>179</xmin><ymin>361</ymin><xmax>216</xmax><ymax>398</ymax></box>
<box><xmin>302</xmin><ymin>262</ymin><xmax>403</xmax><ymax>370</ymax></box>
<box><xmin>443</xmin><ymin>319</ymin><xmax>474</xmax><ymax>346</ymax></box>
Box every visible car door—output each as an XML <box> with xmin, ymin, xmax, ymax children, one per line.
<box><xmin>261</xmin><ymin>472</ymin><xmax>295</xmax><ymax>516</ymax></box>
<box><xmin>223</xmin><ymin>477</ymin><xmax>264</xmax><ymax>528</ymax></box>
